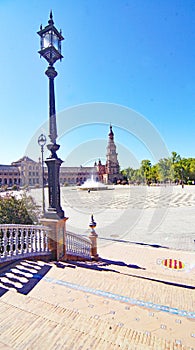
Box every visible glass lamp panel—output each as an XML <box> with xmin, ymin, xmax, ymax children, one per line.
<box><xmin>43</xmin><ymin>32</ymin><xmax>51</xmax><ymax>48</ymax></box>
<box><xmin>52</xmin><ymin>32</ymin><xmax>59</xmax><ymax>51</ymax></box>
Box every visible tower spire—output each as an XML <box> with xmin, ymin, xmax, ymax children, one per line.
<box><xmin>109</xmin><ymin>124</ymin><xmax>114</xmax><ymax>140</ymax></box>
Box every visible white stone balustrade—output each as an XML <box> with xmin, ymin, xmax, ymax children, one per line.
<box><xmin>66</xmin><ymin>231</ymin><xmax>91</xmax><ymax>259</ymax></box>
<box><xmin>0</xmin><ymin>224</ymin><xmax>50</xmax><ymax>263</ymax></box>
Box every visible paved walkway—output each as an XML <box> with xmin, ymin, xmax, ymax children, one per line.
<box><xmin>0</xmin><ymin>242</ymin><xmax>194</xmax><ymax>349</ymax></box>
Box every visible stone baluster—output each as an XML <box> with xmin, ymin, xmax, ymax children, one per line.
<box><xmin>4</xmin><ymin>227</ymin><xmax>8</xmax><ymax>259</ymax></box>
<box><xmin>31</xmin><ymin>229</ymin><xmax>35</xmax><ymax>253</ymax></box>
<box><xmin>27</xmin><ymin>228</ymin><xmax>31</xmax><ymax>253</ymax></box>
<box><xmin>43</xmin><ymin>229</ymin><xmax>48</xmax><ymax>252</ymax></box>
<box><xmin>10</xmin><ymin>227</ymin><xmax>14</xmax><ymax>257</ymax></box>
<box><xmin>21</xmin><ymin>228</ymin><xmax>24</xmax><ymax>254</ymax></box>
<box><xmin>23</xmin><ymin>228</ymin><xmax>27</xmax><ymax>254</ymax></box>
<box><xmin>38</xmin><ymin>229</ymin><xmax>42</xmax><ymax>252</ymax></box>
<box><xmin>12</xmin><ymin>228</ymin><xmax>16</xmax><ymax>256</ymax></box>
<box><xmin>0</xmin><ymin>229</ymin><xmax>4</xmax><ymax>257</ymax></box>
<box><xmin>18</xmin><ymin>228</ymin><xmax>22</xmax><ymax>253</ymax></box>
<box><xmin>39</xmin><ymin>230</ymin><xmax>43</xmax><ymax>252</ymax></box>
<box><xmin>6</xmin><ymin>228</ymin><xmax>11</xmax><ymax>257</ymax></box>
<box><xmin>15</xmin><ymin>227</ymin><xmax>19</xmax><ymax>255</ymax></box>
<box><xmin>35</xmin><ymin>229</ymin><xmax>38</xmax><ymax>252</ymax></box>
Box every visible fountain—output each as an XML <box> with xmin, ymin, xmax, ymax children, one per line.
<box><xmin>78</xmin><ymin>175</ymin><xmax>108</xmax><ymax>191</ymax></box>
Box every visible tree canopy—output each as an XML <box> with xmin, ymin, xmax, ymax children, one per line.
<box><xmin>121</xmin><ymin>152</ymin><xmax>195</xmax><ymax>185</ymax></box>
<box><xmin>0</xmin><ymin>193</ymin><xmax>39</xmax><ymax>224</ymax></box>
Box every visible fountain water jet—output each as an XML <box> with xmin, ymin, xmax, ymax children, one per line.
<box><xmin>78</xmin><ymin>175</ymin><xmax>108</xmax><ymax>191</ymax></box>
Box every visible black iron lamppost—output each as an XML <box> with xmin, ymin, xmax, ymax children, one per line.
<box><xmin>37</xmin><ymin>11</ymin><xmax>64</xmax><ymax>219</ymax></box>
<box><xmin>38</xmin><ymin>133</ymin><xmax>46</xmax><ymax>214</ymax></box>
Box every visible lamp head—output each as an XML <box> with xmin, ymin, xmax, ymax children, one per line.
<box><xmin>37</xmin><ymin>11</ymin><xmax>64</xmax><ymax>66</ymax></box>
<box><xmin>38</xmin><ymin>133</ymin><xmax>47</xmax><ymax>147</ymax></box>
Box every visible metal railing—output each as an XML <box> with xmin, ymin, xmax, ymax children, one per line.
<box><xmin>66</xmin><ymin>231</ymin><xmax>91</xmax><ymax>259</ymax></box>
<box><xmin>0</xmin><ymin>224</ymin><xmax>50</xmax><ymax>263</ymax></box>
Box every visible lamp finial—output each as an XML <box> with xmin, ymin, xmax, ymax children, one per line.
<box><xmin>48</xmin><ymin>10</ymin><xmax>54</xmax><ymax>25</ymax></box>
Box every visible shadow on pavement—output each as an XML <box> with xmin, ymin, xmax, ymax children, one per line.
<box><xmin>100</xmin><ymin>258</ymin><xmax>146</xmax><ymax>270</ymax></box>
<box><xmin>0</xmin><ymin>287</ymin><xmax>8</xmax><ymax>297</ymax></box>
<box><xmin>0</xmin><ymin>260</ymin><xmax>51</xmax><ymax>296</ymax></box>
<box><xmin>54</xmin><ymin>262</ymin><xmax>76</xmax><ymax>269</ymax></box>
<box><xmin>66</xmin><ymin>259</ymin><xmax>195</xmax><ymax>290</ymax></box>
<box><xmin>66</xmin><ymin>257</ymin><xmax>145</xmax><ymax>274</ymax></box>
<box><xmin>98</xmin><ymin>236</ymin><xmax>169</xmax><ymax>249</ymax></box>
<box><xmin>126</xmin><ymin>272</ymin><xmax>195</xmax><ymax>290</ymax></box>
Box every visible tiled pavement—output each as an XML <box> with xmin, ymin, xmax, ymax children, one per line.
<box><xmin>29</xmin><ymin>185</ymin><xmax>195</xmax><ymax>252</ymax></box>
<box><xmin>61</xmin><ymin>185</ymin><xmax>195</xmax><ymax>252</ymax></box>
<box><xmin>0</xmin><ymin>242</ymin><xmax>194</xmax><ymax>350</ymax></box>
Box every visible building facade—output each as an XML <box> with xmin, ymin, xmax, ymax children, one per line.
<box><xmin>12</xmin><ymin>156</ymin><xmax>42</xmax><ymax>187</ymax></box>
<box><xmin>0</xmin><ymin>126</ymin><xmax>122</xmax><ymax>188</ymax></box>
<box><xmin>0</xmin><ymin>165</ymin><xmax>20</xmax><ymax>187</ymax></box>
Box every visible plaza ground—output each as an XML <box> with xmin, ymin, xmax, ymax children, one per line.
<box><xmin>0</xmin><ymin>185</ymin><xmax>194</xmax><ymax>349</ymax></box>
<box><xmin>32</xmin><ymin>184</ymin><xmax>195</xmax><ymax>251</ymax></box>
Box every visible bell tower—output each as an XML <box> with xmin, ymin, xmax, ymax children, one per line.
<box><xmin>105</xmin><ymin>125</ymin><xmax>120</xmax><ymax>183</ymax></box>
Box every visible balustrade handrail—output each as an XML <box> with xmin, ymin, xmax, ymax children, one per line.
<box><xmin>0</xmin><ymin>225</ymin><xmax>94</xmax><ymax>263</ymax></box>
<box><xmin>66</xmin><ymin>230</ymin><xmax>91</xmax><ymax>244</ymax></box>
<box><xmin>65</xmin><ymin>230</ymin><xmax>91</xmax><ymax>259</ymax></box>
<box><xmin>0</xmin><ymin>224</ymin><xmax>51</xmax><ymax>263</ymax></box>
<box><xmin>0</xmin><ymin>224</ymin><xmax>50</xmax><ymax>230</ymax></box>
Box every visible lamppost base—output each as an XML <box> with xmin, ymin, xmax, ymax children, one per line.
<box><xmin>44</xmin><ymin>208</ymin><xmax>65</xmax><ymax>220</ymax></box>
<box><xmin>45</xmin><ymin>156</ymin><xmax>64</xmax><ymax>219</ymax></box>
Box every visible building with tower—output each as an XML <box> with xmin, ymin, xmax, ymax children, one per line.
<box><xmin>95</xmin><ymin>125</ymin><xmax>122</xmax><ymax>184</ymax></box>
<box><xmin>0</xmin><ymin>126</ymin><xmax>122</xmax><ymax>188</ymax></box>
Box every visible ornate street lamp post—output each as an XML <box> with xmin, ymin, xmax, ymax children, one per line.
<box><xmin>37</xmin><ymin>11</ymin><xmax>64</xmax><ymax>219</ymax></box>
<box><xmin>38</xmin><ymin>133</ymin><xmax>46</xmax><ymax>214</ymax></box>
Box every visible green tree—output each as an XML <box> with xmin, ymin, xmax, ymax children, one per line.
<box><xmin>150</xmin><ymin>164</ymin><xmax>159</xmax><ymax>183</ymax></box>
<box><xmin>157</xmin><ymin>158</ymin><xmax>171</xmax><ymax>182</ymax></box>
<box><xmin>121</xmin><ymin>154</ymin><xmax>195</xmax><ymax>186</ymax></box>
<box><xmin>171</xmin><ymin>151</ymin><xmax>181</xmax><ymax>164</ymax></box>
<box><xmin>140</xmin><ymin>160</ymin><xmax>152</xmax><ymax>184</ymax></box>
<box><xmin>170</xmin><ymin>151</ymin><xmax>181</xmax><ymax>182</ymax></box>
<box><xmin>189</xmin><ymin>158</ymin><xmax>195</xmax><ymax>180</ymax></box>
<box><xmin>0</xmin><ymin>193</ymin><xmax>39</xmax><ymax>224</ymax></box>
<box><xmin>121</xmin><ymin>167</ymin><xmax>136</xmax><ymax>183</ymax></box>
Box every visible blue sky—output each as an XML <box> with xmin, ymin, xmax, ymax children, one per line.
<box><xmin>0</xmin><ymin>0</ymin><xmax>195</xmax><ymax>168</ymax></box>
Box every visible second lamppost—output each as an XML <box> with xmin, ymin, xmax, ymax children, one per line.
<box><xmin>37</xmin><ymin>11</ymin><xmax>64</xmax><ymax>219</ymax></box>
